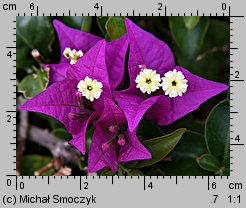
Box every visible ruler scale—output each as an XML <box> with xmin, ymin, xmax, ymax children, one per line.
<box><xmin>0</xmin><ymin>0</ymin><xmax>245</xmax><ymax>207</ymax></box>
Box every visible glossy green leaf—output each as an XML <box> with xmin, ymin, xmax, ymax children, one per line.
<box><xmin>205</xmin><ymin>100</ymin><xmax>230</xmax><ymax>161</ymax></box>
<box><xmin>183</xmin><ymin>16</ymin><xmax>200</xmax><ymax>30</ymax></box>
<box><xmin>126</xmin><ymin>169</ymin><xmax>144</xmax><ymax>176</ymax></box>
<box><xmin>86</xmin><ymin>127</ymin><xmax>94</xmax><ymax>151</ymax></box>
<box><xmin>167</xmin><ymin>116</ymin><xmax>205</xmax><ymax>135</ymax></box>
<box><xmin>136</xmin><ymin>128</ymin><xmax>186</xmax><ymax>168</ymax></box>
<box><xmin>175</xmin><ymin>19</ymin><xmax>229</xmax><ymax>83</ymax></box>
<box><xmin>176</xmin><ymin>48</ymin><xmax>229</xmax><ymax>83</ymax></box>
<box><xmin>105</xmin><ymin>17</ymin><xmax>126</xmax><ymax>40</ymax></box>
<box><xmin>61</xmin><ymin>16</ymin><xmax>92</xmax><ymax>32</ymax></box>
<box><xmin>21</xmin><ymin>155</ymin><xmax>54</xmax><ymax>176</ymax></box>
<box><xmin>51</xmin><ymin>128</ymin><xmax>72</xmax><ymax>141</ymax></box>
<box><xmin>100</xmin><ymin>167</ymin><xmax>116</xmax><ymax>176</ymax></box>
<box><xmin>197</xmin><ymin>153</ymin><xmax>221</xmax><ymax>172</ymax></box>
<box><xmin>97</xmin><ymin>17</ymin><xmax>109</xmax><ymax>36</ymax></box>
<box><xmin>34</xmin><ymin>113</ymin><xmax>64</xmax><ymax>129</ymax></box>
<box><xmin>124</xmin><ymin>160</ymin><xmax>138</xmax><ymax>169</ymax></box>
<box><xmin>137</xmin><ymin>118</ymin><xmax>163</xmax><ymax>140</ymax></box>
<box><xmin>205</xmin><ymin>19</ymin><xmax>230</xmax><ymax>48</ymax></box>
<box><xmin>169</xmin><ymin>16</ymin><xmax>209</xmax><ymax>58</ymax></box>
<box><xmin>221</xmin><ymin>156</ymin><xmax>230</xmax><ymax>176</ymax></box>
<box><xmin>156</xmin><ymin>131</ymin><xmax>212</xmax><ymax>175</ymax></box>
<box><xmin>17</xmin><ymin>17</ymin><xmax>54</xmax><ymax>69</ymax></box>
<box><xmin>18</xmin><ymin>69</ymin><xmax>49</xmax><ymax>99</ymax></box>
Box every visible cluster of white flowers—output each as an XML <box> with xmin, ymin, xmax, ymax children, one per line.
<box><xmin>63</xmin><ymin>48</ymin><xmax>83</xmax><ymax>65</ymax></box>
<box><xmin>135</xmin><ymin>67</ymin><xmax>188</xmax><ymax>98</ymax></box>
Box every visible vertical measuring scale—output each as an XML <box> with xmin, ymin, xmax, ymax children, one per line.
<box><xmin>0</xmin><ymin>0</ymin><xmax>245</xmax><ymax>207</ymax></box>
<box><xmin>5</xmin><ymin>19</ymin><xmax>17</xmax><ymax>174</ymax></box>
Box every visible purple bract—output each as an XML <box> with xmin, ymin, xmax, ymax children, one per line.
<box><xmin>20</xmin><ymin>40</ymin><xmax>112</xmax><ymax>154</ymax></box>
<box><xmin>88</xmin><ymin>98</ymin><xmax>151</xmax><ymax>172</ymax></box>
<box><xmin>114</xmin><ymin>18</ymin><xmax>228</xmax><ymax>132</ymax></box>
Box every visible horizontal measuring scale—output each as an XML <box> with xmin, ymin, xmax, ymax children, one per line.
<box><xmin>3</xmin><ymin>175</ymin><xmax>244</xmax><ymax>206</ymax></box>
<box><xmin>1</xmin><ymin>0</ymin><xmax>245</xmax><ymax>208</ymax></box>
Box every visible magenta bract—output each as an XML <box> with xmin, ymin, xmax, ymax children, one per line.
<box><xmin>88</xmin><ymin>98</ymin><xmax>151</xmax><ymax>172</ymax></box>
<box><xmin>114</xmin><ymin>18</ymin><xmax>228</xmax><ymax>132</ymax></box>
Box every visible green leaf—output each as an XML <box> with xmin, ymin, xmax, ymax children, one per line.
<box><xmin>183</xmin><ymin>16</ymin><xmax>200</xmax><ymax>30</ymax></box>
<box><xmin>175</xmin><ymin>19</ymin><xmax>229</xmax><ymax>83</ymax></box>
<box><xmin>197</xmin><ymin>153</ymin><xmax>221</xmax><ymax>172</ymax></box>
<box><xmin>221</xmin><ymin>156</ymin><xmax>230</xmax><ymax>176</ymax></box>
<box><xmin>169</xmin><ymin>16</ymin><xmax>209</xmax><ymax>58</ymax></box>
<box><xmin>86</xmin><ymin>127</ymin><xmax>94</xmax><ymax>151</ymax></box>
<box><xmin>21</xmin><ymin>155</ymin><xmax>54</xmax><ymax>176</ymax></box>
<box><xmin>136</xmin><ymin>128</ymin><xmax>186</xmax><ymax>168</ymax></box>
<box><xmin>17</xmin><ymin>17</ymin><xmax>54</xmax><ymax>69</ymax></box>
<box><xmin>205</xmin><ymin>100</ymin><xmax>230</xmax><ymax>161</ymax></box>
<box><xmin>105</xmin><ymin>17</ymin><xmax>126</xmax><ymax>40</ymax></box>
<box><xmin>18</xmin><ymin>69</ymin><xmax>49</xmax><ymax>98</ymax></box>
<box><xmin>124</xmin><ymin>160</ymin><xmax>138</xmax><ymax>169</ymax></box>
<box><xmin>100</xmin><ymin>167</ymin><xmax>116</xmax><ymax>176</ymax></box>
<box><xmin>205</xmin><ymin>19</ymin><xmax>230</xmax><ymax>48</ymax></box>
<box><xmin>34</xmin><ymin>113</ymin><xmax>64</xmax><ymax>129</ymax></box>
<box><xmin>167</xmin><ymin>116</ymin><xmax>205</xmax><ymax>135</ymax></box>
<box><xmin>97</xmin><ymin>17</ymin><xmax>109</xmax><ymax>36</ymax></box>
<box><xmin>126</xmin><ymin>169</ymin><xmax>144</xmax><ymax>176</ymax></box>
<box><xmin>156</xmin><ymin>131</ymin><xmax>212</xmax><ymax>175</ymax></box>
<box><xmin>51</xmin><ymin>128</ymin><xmax>72</xmax><ymax>141</ymax></box>
<box><xmin>61</xmin><ymin>17</ymin><xmax>92</xmax><ymax>32</ymax></box>
<box><xmin>81</xmin><ymin>17</ymin><xmax>93</xmax><ymax>32</ymax></box>
<box><xmin>137</xmin><ymin>118</ymin><xmax>163</xmax><ymax>140</ymax></box>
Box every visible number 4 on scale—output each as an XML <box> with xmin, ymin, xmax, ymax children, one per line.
<box><xmin>94</xmin><ymin>3</ymin><xmax>99</xmax><ymax>10</ymax></box>
<box><xmin>7</xmin><ymin>51</ymin><xmax>12</xmax><ymax>58</ymax></box>
<box><xmin>145</xmin><ymin>181</ymin><xmax>153</xmax><ymax>190</ymax></box>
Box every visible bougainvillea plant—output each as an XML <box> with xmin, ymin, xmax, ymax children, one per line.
<box><xmin>17</xmin><ymin>16</ymin><xmax>230</xmax><ymax>176</ymax></box>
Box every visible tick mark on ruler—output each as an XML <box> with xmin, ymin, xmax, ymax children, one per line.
<box><xmin>230</xmin><ymin>79</ymin><xmax>245</xmax><ymax>82</ymax></box>
<box><xmin>230</xmin><ymin>15</ymin><xmax>245</xmax><ymax>18</ymax></box>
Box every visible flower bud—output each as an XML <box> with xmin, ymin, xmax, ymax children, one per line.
<box><xmin>117</xmin><ymin>134</ymin><xmax>126</xmax><ymax>146</ymax></box>
<box><xmin>68</xmin><ymin>112</ymin><xmax>80</xmax><ymax>120</ymax></box>
<box><xmin>138</xmin><ymin>64</ymin><xmax>147</xmax><ymax>71</ymax></box>
<box><xmin>102</xmin><ymin>142</ymin><xmax>110</xmax><ymax>151</ymax></box>
<box><xmin>68</xmin><ymin>110</ymin><xmax>90</xmax><ymax>120</ymax></box>
<box><xmin>31</xmin><ymin>49</ymin><xmax>41</xmax><ymax>59</ymax></box>
<box><xmin>75</xmin><ymin>90</ymin><xmax>85</xmax><ymax>108</ymax></box>
<box><xmin>108</xmin><ymin>125</ymin><xmax>120</xmax><ymax>133</ymax></box>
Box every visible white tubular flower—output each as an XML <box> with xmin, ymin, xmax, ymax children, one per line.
<box><xmin>63</xmin><ymin>47</ymin><xmax>71</xmax><ymax>59</ymax></box>
<box><xmin>161</xmin><ymin>69</ymin><xmax>188</xmax><ymax>98</ymax></box>
<box><xmin>77</xmin><ymin>76</ymin><xmax>103</xmax><ymax>102</ymax></box>
<box><xmin>63</xmin><ymin>48</ymin><xmax>83</xmax><ymax>64</ymax></box>
<box><xmin>135</xmin><ymin>69</ymin><xmax>161</xmax><ymax>94</ymax></box>
<box><xmin>69</xmin><ymin>49</ymin><xmax>83</xmax><ymax>65</ymax></box>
